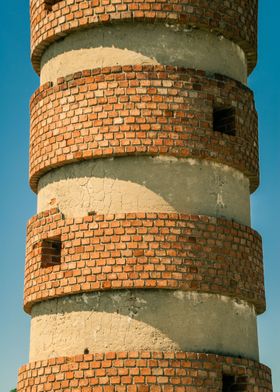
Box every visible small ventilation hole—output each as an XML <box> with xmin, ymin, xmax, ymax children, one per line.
<box><xmin>41</xmin><ymin>236</ymin><xmax>62</xmax><ymax>268</ymax></box>
<box><xmin>222</xmin><ymin>374</ymin><xmax>236</xmax><ymax>392</ymax></box>
<box><xmin>45</xmin><ymin>0</ymin><xmax>61</xmax><ymax>11</ymax></box>
<box><xmin>213</xmin><ymin>107</ymin><xmax>236</xmax><ymax>136</ymax></box>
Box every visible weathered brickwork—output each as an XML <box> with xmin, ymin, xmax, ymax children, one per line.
<box><xmin>24</xmin><ymin>209</ymin><xmax>265</xmax><ymax>314</ymax></box>
<box><xmin>18</xmin><ymin>1</ymin><xmax>274</xmax><ymax>389</ymax></box>
<box><xmin>30</xmin><ymin>66</ymin><xmax>259</xmax><ymax>193</ymax></box>
<box><xmin>30</xmin><ymin>0</ymin><xmax>258</xmax><ymax>74</ymax></box>
<box><xmin>17</xmin><ymin>351</ymin><xmax>272</xmax><ymax>392</ymax></box>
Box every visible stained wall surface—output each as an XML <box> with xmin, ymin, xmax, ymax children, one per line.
<box><xmin>18</xmin><ymin>1</ymin><xmax>273</xmax><ymax>391</ymax></box>
<box><xmin>32</xmin><ymin>15</ymin><xmax>255</xmax><ymax>366</ymax></box>
<box><xmin>30</xmin><ymin>291</ymin><xmax>259</xmax><ymax>362</ymax></box>
<box><xmin>40</xmin><ymin>25</ymin><xmax>247</xmax><ymax>85</ymax></box>
<box><xmin>38</xmin><ymin>158</ymin><xmax>251</xmax><ymax>225</ymax></box>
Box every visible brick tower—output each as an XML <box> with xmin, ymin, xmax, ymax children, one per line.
<box><xmin>17</xmin><ymin>0</ymin><xmax>273</xmax><ymax>390</ymax></box>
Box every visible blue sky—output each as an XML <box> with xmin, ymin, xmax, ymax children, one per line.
<box><xmin>0</xmin><ymin>1</ymin><xmax>279</xmax><ymax>391</ymax></box>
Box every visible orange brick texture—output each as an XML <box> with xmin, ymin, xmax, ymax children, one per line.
<box><xmin>30</xmin><ymin>0</ymin><xmax>258</xmax><ymax>74</ymax></box>
<box><xmin>24</xmin><ymin>209</ymin><xmax>265</xmax><ymax>314</ymax></box>
<box><xmin>19</xmin><ymin>1</ymin><xmax>274</xmax><ymax>390</ymax></box>
<box><xmin>30</xmin><ymin>66</ymin><xmax>259</xmax><ymax>193</ymax></box>
<box><xmin>17</xmin><ymin>352</ymin><xmax>272</xmax><ymax>392</ymax></box>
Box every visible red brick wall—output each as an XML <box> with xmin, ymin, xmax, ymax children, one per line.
<box><xmin>30</xmin><ymin>66</ymin><xmax>259</xmax><ymax>193</ymax></box>
<box><xmin>19</xmin><ymin>1</ymin><xmax>274</xmax><ymax>390</ymax></box>
<box><xmin>30</xmin><ymin>0</ymin><xmax>258</xmax><ymax>74</ymax></box>
<box><xmin>24</xmin><ymin>209</ymin><xmax>265</xmax><ymax>314</ymax></box>
<box><xmin>17</xmin><ymin>351</ymin><xmax>272</xmax><ymax>391</ymax></box>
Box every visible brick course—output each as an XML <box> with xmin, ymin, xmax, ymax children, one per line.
<box><xmin>18</xmin><ymin>1</ymin><xmax>274</xmax><ymax>389</ymax></box>
<box><xmin>30</xmin><ymin>66</ymin><xmax>259</xmax><ymax>193</ymax></box>
<box><xmin>24</xmin><ymin>209</ymin><xmax>265</xmax><ymax>314</ymax></box>
<box><xmin>30</xmin><ymin>0</ymin><xmax>258</xmax><ymax>74</ymax></box>
<box><xmin>17</xmin><ymin>351</ymin><xmax>272</xmax><ymax>391</ymax></box>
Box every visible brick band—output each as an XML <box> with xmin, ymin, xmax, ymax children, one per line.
<box><xmin>24</xmin><ymin>209</ymin><xmax>265</xmax><ymax>314</ymax></box>
<box><xmin>30</xmin><ymin>66</ymin><xmax>259</xmax><ymax>193</ymax></box>
<box><xmin>30</xmin><ymin>0</ymin><xmax>258</xmax><ymax>74</ymax></box>
<box><xmin>17</xmin><ymin>351</ymin><xmax>272</xmax><ymax>391</ymax></box>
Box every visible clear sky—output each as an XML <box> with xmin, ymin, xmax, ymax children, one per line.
<box><xmin>0</xmin><ymin>1</ymin><xmax>279</xmax><ymax>391</ymax></box>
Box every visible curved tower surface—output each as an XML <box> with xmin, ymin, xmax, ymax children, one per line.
<box><xmin>18</xmin><ymin>0</ymin><xmax>273</xmax><ymax>390</ymax></box>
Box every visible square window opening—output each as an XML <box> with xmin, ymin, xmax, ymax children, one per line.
<box><xmin>41</xmin><ymin>236</ymin><xmax>62</xmax><ymax>268</ymax></box>
<box><xmin>45</xmin><ymin>0</ymin><xmax>61</xmax><ymax>11</ymax></box>
<box><xmin>213</xmin><ymin>107</ymin><xmax>236</xmax><ymax>136</ymax></box>
<box><xmin>222</xmin><ymin>374</ymin><xmax>236</xmax><ymax>392</ymax></box>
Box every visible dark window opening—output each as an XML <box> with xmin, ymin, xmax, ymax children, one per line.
<box><xmin>41</xmin><ymin>236</ymin><xmax>62</xmax><ymax>267</ymax></box>
<box><xmin>45</xmin><ymin>0</ymin><xmax>61</xmax><ymax>11</ymax></box>
<box><xmin>213</xmin><ymin>107</ymin><xmax>236</xmax><ymax>136</ymax></box>
<box><xmin>222</xmin><ymin>374</ymin><xmax>236</xmax><ymax>392</ymax></box>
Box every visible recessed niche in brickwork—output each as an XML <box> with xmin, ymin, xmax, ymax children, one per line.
<box><xmin>222</xmin><ymin>374</ymin><xmax>249</xmax><ymax>392</ymax></box>
<box><xmin>41</xmin><ymin>236</ymin><xmax>61</xmax><ymax>268</ymax></box>
<box><xmin>222</xmin><ymin>374</ymin><xmax>236</xmax><ymax>391</ymax></box>
<box><xmin>213</xmin><ymin>107</ymin><xmax>236</xmax><ymax>136</ymax></box>
<box><xmin>44</xmin><ymin>0</ymin><xmax>60</xmax><ymax>11</ymax></box>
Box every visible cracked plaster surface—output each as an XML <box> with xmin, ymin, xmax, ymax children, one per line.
<box><xmin>30</xmin><ymin>291</ymin><xmax>258</xmax><ymax>362</ymax></box>
<box><xmin>38</xmin><ymin>157</ymin><xmax>251</xmax><ymax>225</ymax></box>
<box><xmin>41</xmin><ymin>24</ymin><xmax>247</xmax><ymax>84</ymax></box>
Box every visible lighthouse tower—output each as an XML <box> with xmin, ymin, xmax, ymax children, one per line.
<box><xmin>18</xmin><ymin>0</ymin><xmax>273</xmax><ymax>390</ymax></box>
